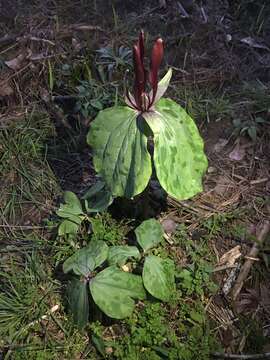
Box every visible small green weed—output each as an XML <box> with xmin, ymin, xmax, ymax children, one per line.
<box><xmin>75</xmin><ymin>79</ymin><xmax>117</xmax><ymax>118</ymax></box>
<box><xmin>91</xmin><ymin>212</ymin><xmax>130</xmax><ymax>246</ymax></box>
<box><xmin>96</xmin><ymin>45</ymin><xmax>132</xmax><ymax>81</ymax></box>
<box><xmin>91</xmin><ymin>299</ymin><xmax>218</xmax><ymax>360</ymax></box>
<box><xmin>232</xmin><ymin>116</ymin><xmax>267</xmax><ymax>141</ymax></box>
<box><xmin>172</xmin><ymin>225</ymin><xmax>218</xmax><ymax>297</ymax></box>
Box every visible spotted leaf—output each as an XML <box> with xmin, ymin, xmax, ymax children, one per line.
<box><xmin>143</xmin><ymin>98</ymin><xmax>208</xmax><ymax>200</ymax></box>
<box><xmin>143</xmin><ymin>255</ymin><xmax>175</xmax><ymax>301</ymax></box>
<box><xmin>107</xmin><ymin>246</ymin><xmax>141</xmax><ymax>266</ymax></box>
<box><xmin>135</xmin><ymin>219</ymin><xmax>163</xmax><ymax>252</ymax></box>
<box><xmin>87</xmin><ymin>106</ymin><xmax>152</xmax><ymax>198</ymax></box>
<box><xmin>63</xmin><ymin>241</ymin><xmax>108</xmax><ymax>276</ymax></box>
<box><xmin>90</xmin><ymin>266</ymin><xmax>146</xmax><ymax>319</ymax></box>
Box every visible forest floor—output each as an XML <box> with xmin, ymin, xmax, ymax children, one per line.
<box><xmin>0</xmin><ymin>0</ymin><xmax>270</xmax><ymax>359</ymax></box>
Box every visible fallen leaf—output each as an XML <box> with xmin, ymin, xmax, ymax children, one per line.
<box><xmin>161</xmin><ymin>219</ymin><xmax>177</xmax><ymax>235</ymax></box>
<box><xmin>219</xmin><ymin>245</ymin><xmax>241</xmax><ymax>266</ymax></box>
<box><xmin>5</xmin><ymin>49</ymin><xmax>32</xmax><ymax>71</ymax></box>
<box><xmin>5</xmin><ymin>53</ymin><xmax>27</xmax><ymax>71</ymax></box>
<box><xmin>214</xmin><ymin>138</ymin><xmax>229</xmax><ymax>153</ymax></box>
<box><xmin>229</xmin><ymin>142</ymin><xmax>246</xmax><ymax>161</ymax></box>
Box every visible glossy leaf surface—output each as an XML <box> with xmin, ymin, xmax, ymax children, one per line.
<box><xmin>87</xmin><ymin>106</ymin><xmax>152</xmax><ymax>198</ymax></box>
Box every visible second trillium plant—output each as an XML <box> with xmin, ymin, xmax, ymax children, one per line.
<box><xmin>87</xmin><ymin>31</ymin><xmax>207</xmax><ymax>200</ymax></box>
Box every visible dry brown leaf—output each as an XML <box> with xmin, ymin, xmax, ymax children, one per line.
<box><xmin>5</xmin><ymin>49</ymin><xmax>32</xmax><ymax>71</ymax></box>
<box><xmin>213</xmin><ymin>138</ymin><xmax>229</xmax><ymax>153</ymax></box>
<box><xmin>219</xmin><ymin>245</ymin><xmax>241</xmax><ymax>266</ymax></box>
<box><xmin>229</xmin><ymin>142</ymin><xmax>246</xmax><ymax>161</ymax></box>
<box><xmin>5</xmin><ymin>53</ymin><xmax>27</xmax><ymax>71</ymax></box>
<box><xmin>161</xmin><ymin>219</ymin><xmax>177</xmax><ymax>235</ymax></box>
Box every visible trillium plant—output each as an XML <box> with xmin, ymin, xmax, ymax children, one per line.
<box><xmin>63</xmin><ymin>219</ymin><xmax>175</xmax><ymax>328</ymax></box>
<box><xmin>87</xmin><ymin>31</ymin><xmax>207</xmax><ymax>200</ymax></box>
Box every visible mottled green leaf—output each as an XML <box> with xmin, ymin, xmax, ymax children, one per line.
<box><xmin>143</xmin><ymin>98</ymin><xmax>208</xmax><ymax>200</ymax></box>
<box><xmin>67</xmin><ymin>278</ymin><xmax>89</xmax><ymax>329</ymax></box>
<box><xmin>56</xmin><ymin>191</ymin><xmax>83</xmax><ymax>218</ymax></box>
<box><xmin>82</xmin><ymin>181</ymin><xmax>113</xmax><ymax>213</ymax></box>
<box><xmin>135</xmin><ymin>219</ymin><xmax>163</xmax><ymax>252</ymax></box>
<box><xmin>58</xmin><ymin>219</ymin><xmax>81</xmax><ymax>236</ymax></box>
<box><xmin>87</xmin><ymin>106</ymin><xmax>152</xmax><ymax>198</ymax></box>
<box><xmin>107</xmin><ymin>246</ymin><xmax>141</xmax><ymax>266</ymax></box>
<box><xmin>143</xmin><ymin>255</ymin><xmax>175</xmax><ymax>301</ymax></box>
<box><xmin>63</xmin><ymin>241</ymin><xmax>108</xmax><ymax>276</ymax></box>
<box><xmin>90</xmin><ymin>266</ymin><xmax>146</xmax><ymax>319</ymax></box>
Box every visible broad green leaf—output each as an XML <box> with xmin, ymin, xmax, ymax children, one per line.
<box><xmin>143</xmin><ymin>98</ymin><xmax>208</xmax><ymax>200</ymax></box>
<box><xmin>82</xmin><ymin>181</ymin><xmax>113</xmax><ymax>213</ymax></box>
<box><xmin>63</xmin><ymin>241</ymin><xmax>108</xmax><ymax>276</ymax></box>
<box><xmin>90</xmin><ymin>266</ymin><xmax>146</xmax><ymax>319</ymax></box>
<box><xmin>58</xmin><ymin>219</ymin><xmax>81</xmax><ymax>236</ymax></box>
<box><xmin>107</xmin><ymin>246</ymin><xmax>140</xmax><ymax>266</ymax></box>
<box><xmin>67</xmin><ymin>278</ymin><xmax>89</xmax><ymax>329</ymax></box>
<box><xmin>135</xmin><ymin>219</ymin><xmax>163</xmax><ymax>252</ymax></box>
<box><xmin>56</xmin><ymin>191</ymin><xmax>83</xmax><ymax>218</ymax></box>
<box><xmin>190</xmin><ymin>310</ymin><xmax>205</xmax><ymax>324</ymax></box>
<box><xmin>92</xmin><ymin>334</ymin><xmax>107</xmax><ymax>358</ymax></box>
<box><xmin>247</xmin><ymin>126</ymin><xmax>257</xmax><ymax>142</ymax></box>
<box><xmin>87</xmin><ymin>106</ymin><xmax>152</xmax><ymax>198</ymax></box>
<box><xmin>142</xmin><ymin>255</ymin><xmax>175</xmax><ymax>301</ymax></box>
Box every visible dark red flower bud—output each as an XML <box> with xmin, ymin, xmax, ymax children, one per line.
<box><xmin>133</xmin><ymin>44</ymin><xmax>145</xmax><ymax>109</ymax></box>
<box><xmin>127</xmin><ymin>31</ymin><xmax>164</xmax><ymax>112</ymax></box>
<box><xmin>138</xmin><ymin>30</ymin><xmax>144</xmax><ymax>60</ymax></box>
<box><xmin>149</xmin><ymin>38</ymin><xmax>164</xmax><ymax>106</ymax></box>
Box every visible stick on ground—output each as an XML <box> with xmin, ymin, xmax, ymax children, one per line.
<box><xmin>231</xmin><ymin>220</ymin><xmax>270</xmax><ymax>300</ymax></box>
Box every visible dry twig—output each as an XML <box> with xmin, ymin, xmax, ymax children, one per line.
<box><xmin>231</xmin><ymin>220</ymin><xmax>270</xmax><ymax>300</ymax></box>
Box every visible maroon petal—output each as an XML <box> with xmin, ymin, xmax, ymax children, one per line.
<box><xmin>133</xmin><ymin>44</ymin><xmax>145</xmax><ymax>109</ymax></box>
<box><xmin>149</xmin><ymin>38</ymin><xmax>164</xmax><ymax>106</ymax></box>
<box><xmin>139</xmin><ymin>30</ymin><xmax>145</xmax><ymax>61</ymax></box>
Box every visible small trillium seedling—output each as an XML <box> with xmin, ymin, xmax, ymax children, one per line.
<box><xmin>87</xmin><ymin>31</ymin><xmax>208</xmax><ymax>200</ymax></box>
